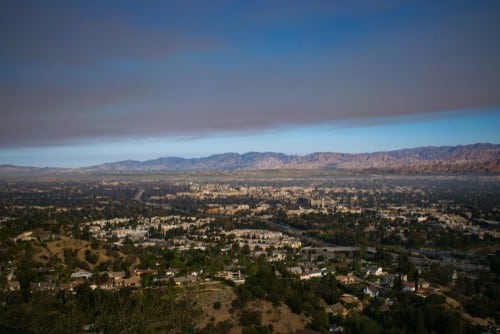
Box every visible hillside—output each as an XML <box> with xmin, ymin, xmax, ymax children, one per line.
<box><xmin>83</xmin><ymin>143</ymin><xmax>499</xmax><ymax>173</ymax></box>
<box><xmin>1</xmin><ymin>143</ymin><xmax>499</xmax><ymax>175</ymax></box>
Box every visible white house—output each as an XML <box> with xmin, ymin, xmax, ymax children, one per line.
<box><xmin>71</xmin><ymin>270</ymin><xmax>93</xmax><ymax>279</ymax></box>
<box><xmin>300</xmin><ymin>271</ymin><xmax>322</xmax><ymax>280</ymax></box>
<box><xmin>364</xmin><ymin>266</ymin><xmax>384</xmax><ymax>277</ymax></box>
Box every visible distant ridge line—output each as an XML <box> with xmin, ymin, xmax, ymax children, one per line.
<box><xmin>0</xmin><ymin>143</ymin><xmax>499</xmax><ymax>175</ymax></box>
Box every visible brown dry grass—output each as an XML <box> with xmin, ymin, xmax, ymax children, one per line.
<box><xmin>439</xmin><ymin>290</ymin><xmax>495</xmax><ymax>327</ymax></box>
<box><xmin>34</xmin><ymin>236</ymin><xmax>125</xmax><ymax>270</ymax></box>
<box><xmin>195</xmin><ymin>282</ymin><xmax>236</xmax><ymax>329</ymax></box>
<box><xmin>194</xmin><ymin>282</ymin><xmax>308</xmax><ymax>334</ymax></box>
<box><xmin>247</xmin><ymin>300</ymin><xmax>309</xmax><ymax>334</ymax></box>
<box><xmin>446</xmin><ymin>296</ymin><xmax>496</xmax><ymax>327</ymax></box>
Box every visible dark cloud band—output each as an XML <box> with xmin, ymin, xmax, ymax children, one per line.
<box><xmin>1</xmin><ymin>1</ymin><xmax>499</xmax><ymax>147</ymax></box>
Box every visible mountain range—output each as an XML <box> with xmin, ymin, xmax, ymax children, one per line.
<box><xmin>1</xmin><ymin>143</ymin><xmax>499</xmax><ymax>175</ymax></box>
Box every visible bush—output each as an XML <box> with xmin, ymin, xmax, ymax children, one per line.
<box><xmin>90</xmin><ymin>239</ymin><xmax>100</xmax><ymax>250</ymax></box>
<box><xmin>84</xmin><ymin>250</ymin><xmax>99</xmax><ymax>264</ymax></box>
<box><xmin>465</xmin><ymin>296</ymin><xmax>490</xmax><ymax>318</ymax></box>
<box><xmin>239</xmin><ymin>309</ymin><xmax>261</xmax><ymax>327</ymax></box>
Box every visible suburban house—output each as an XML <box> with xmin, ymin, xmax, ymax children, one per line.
<box><xmin>107</xmin><ymin>271</ymin><xmax>126</xmax><ymax>279</ymax></box>
<box><xmin>30</xmin><ymin>281</ymin><xmax>57</xmax><ymax>292</ymax></box>
<box><xmin>418</xmin><ymin>279</ymin><xmax>430</xmax><ymax>289</ymax></box>
<box><xmin>340</xmin><ymin>293</ymin><xmax>363</xmax><ymax>311</ymax></box>
<box><xmin>363</xmin><ymin>285</ymin><xmax>379</xmax><ymax>298</ymax></box>
<box><xmin>71</xmin><ymin>270</ymin><xmax>93</xmax><ymax>280</ymax></box>
<box><xmin>300</xmin><ymin>270</ymin><xmax>323</xmax><ymax>280</ymax></box>
<box><xmin>402</xmin><ymin>281</ymin><xmax>416</xmax><ymax>292</ymax></box>
<box><xmin>289</xmin><ymin>266</ymin><xmax>303</xmax><ymax>275</ymax></box>
<box><xmin>14</xmin><ymin>231</ymin><xmax>35</xmax><ymax>242</ymax></box>
<box><xmin>59</xmin><ymin>280</ymin><xmax>84</xmax><ymax>292</ymax></box>
<box><xmin>364</xmin><ymin>266</ymin><xmax>384</xmax><ymax>277</ymax></box>
<box><xmin>380</xmin><ymin>274</ymin><xmax>395</xmax><ymax>287</ymax></box>
<box><xmin>122</xmin><ymin>275</ymin><xmax>141</xmax><ymax>288</ymax></box>
<box><xmin>98</xmin><ymin>278</ymin><xmax>116</xmax><ymax>290</ymax></box>
<box><xmin>329</xmin><ymin>303</ymin><xmax>349</xmax><ymax>317</ymax></box>
<box><xmin>173</xmin><ymin>275</ymin><xmax>199</xmax><ymax>286</ymax></box>
<box><xmin>3</xmin><ymin>280</ymin><xmax>20</xmax><ymax>291</ymax></box>
<box><xmin>335</xmin><ymin>274</ymin><xmax>357</xmax><ymax>285</ymax></box>
<box><xmin>216</xmin><ymin>266</ymin><xmax>246</xmax><ymax>284</ymax></box>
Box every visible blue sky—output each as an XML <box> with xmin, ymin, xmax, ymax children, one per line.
<box><xmin>1</xmin><ymin>1</ymin><xmax>499</xmax><ymax>167</ymax></box>
<box><xmin>1</xmin><ymin>109</ymin><xmax>498</xmax><ymax>167</ymax></box>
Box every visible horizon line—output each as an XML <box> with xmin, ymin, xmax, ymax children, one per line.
<box><xmin>0</xmin><ymin>142</ymin><xmax>497</xmax><ymax>169</ymax></box>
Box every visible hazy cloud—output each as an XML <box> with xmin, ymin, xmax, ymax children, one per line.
<box><xmin>1</xmin><ymin>0</ymin><xmax>499</xmax><ymax>147</ymax></box>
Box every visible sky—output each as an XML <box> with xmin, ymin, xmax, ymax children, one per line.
<box><xmin>1</xmin><ymin>0</ymin><xmax>499</xmax><ymax>167</ymax></box>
